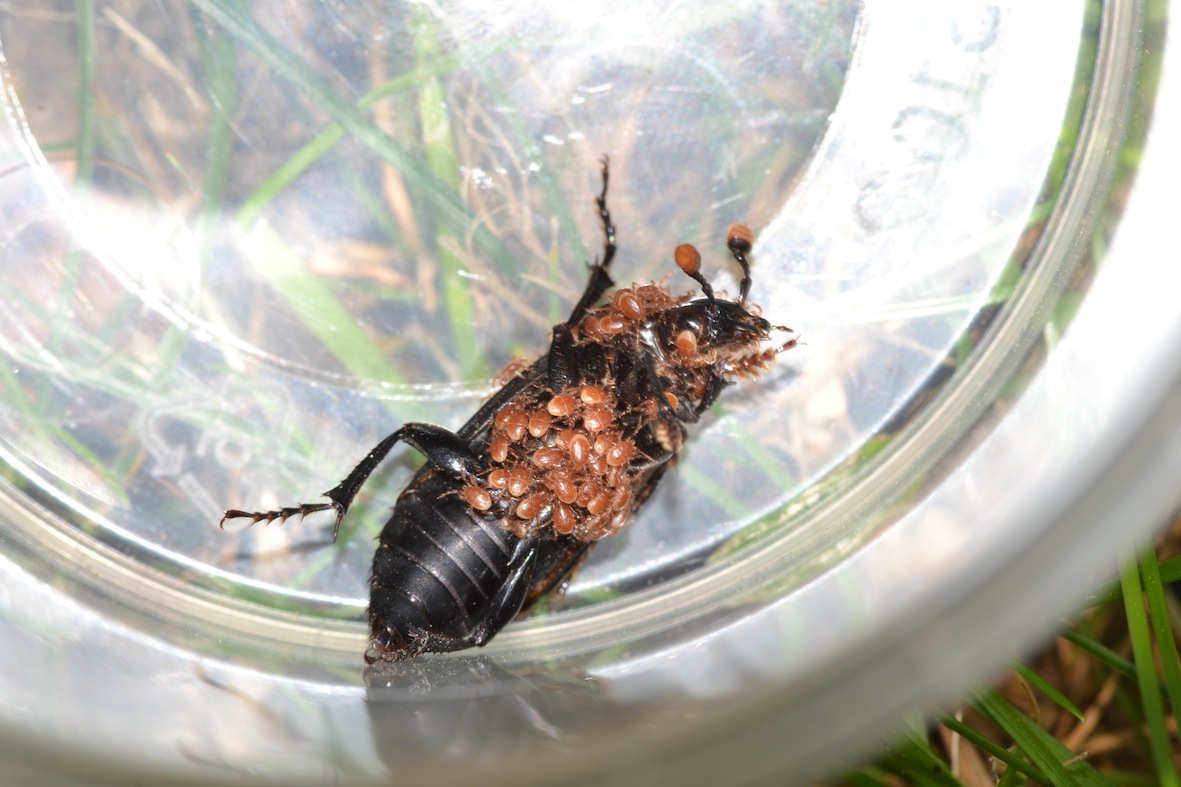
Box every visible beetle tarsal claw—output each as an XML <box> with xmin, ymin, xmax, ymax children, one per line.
<box><xmin>326</xmin><ymin>500</ymin><xmax>348</xmax><ymax>542</ymax></box>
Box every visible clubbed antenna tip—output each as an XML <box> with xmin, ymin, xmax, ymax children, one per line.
<box><xmin>726</xmin><ymin>224</ymin><xmax>754</xmax><ymax>305</ymax></box>
<box><xmin>674</xmin><ymin>243</ymin><xmax>715</xmax><ymax>302</ymax></box>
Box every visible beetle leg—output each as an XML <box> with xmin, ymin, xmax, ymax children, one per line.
<box><xmin>694</xmin><ymin>372</ymin><xmax>732</xmax><ymax>416</ymax></box>
<box><xmin>543</xmin><ymin>157</ymin><xmax>620</xmax><ymax>391</ymax></box>
<box><xmin>631</xmin><ymin>350</ymin><xmax>701</xmax><ymax>423</ymax></box>
<box><xmin>468</xmin><ymin>536</ymin><xmax>540</xmax><ymax>647</ymax></box>
<box><xmin>564</xmin><ymin>156</ymin><xmax>618</xmax><ymax>325</ymax></box>
<box><xmin>221</xmin><ymin>423</ymin><xmax>483</xmax><ymax>542</ymax></box>
<box><xmin>596</xmin><ymin>155</ymin><xmax>616</xmax><ymax>271</ymax></box>
<box><xmin>520</xmin><ymin>537</ymin><xmax>592</xmax><ymax>610</ymax></box>
<box><xmin>546</xmin><ymin>323</ymin><xmax>579</xmax><ymax>391</ymax></box>
<box><xmin>393</xmin><ymin>423</ymin><xmax>485</xmax><ymax>478</ymax></box>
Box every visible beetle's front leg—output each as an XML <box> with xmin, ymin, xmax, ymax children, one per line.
<box><xmin>595</xmin><ymin>155</ymin><xmax>616</xmax><ymax>271</ymax></box>
<box><xmin>629</xmin><ymin>350</ymin><xmax>704</xmax><ymax>424</ymax></box>
<box><xmin>565</xmin><ymin>156</ymin><xmax>618</xmax><ymax>326</ymax></box>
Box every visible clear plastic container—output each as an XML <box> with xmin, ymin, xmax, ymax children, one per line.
<box><xmin>0</xmin><ymin>1</ymin><xmax>1176</xmax><ymax>784</ymax></box>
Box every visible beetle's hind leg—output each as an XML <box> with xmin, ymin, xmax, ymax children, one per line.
<box><xmin>221</xmin><ymin>423</ymin><xmax>483</xmax><ymax>542</ymax></box>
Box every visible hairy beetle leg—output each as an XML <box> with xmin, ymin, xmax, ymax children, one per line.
<box><xmin>220</xmin><ymin>500</ymin><xmax>346</xmax><ymax>539</ymax></box>
<box><xmin>565</xmin><ymin>156</ymin><xmax>619</xmax><ymax>325</ymax></box>
<box><xmin>219</xmin><ymin>502</ymin><xmax>338</xmax><ymax>529</ymax></box>
<box><xmin>220</xmin><ymin>422</ymin><xmax>484</xmax><ymax>542</ymax></box>
<box><xmin>595</xmin><ymin>155</ymin><xmax>616</xmax><ymax>271</ymax></box>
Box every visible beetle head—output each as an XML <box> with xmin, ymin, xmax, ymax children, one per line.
<box><xmin>652</xmin><ymin>297</ymin><xmax>788</xmax><ymax>378</ymax></box>
<box><xmin>644</xmin><ymin>231</ymin><xmax>794</xmax><ymax>418</ymax></box>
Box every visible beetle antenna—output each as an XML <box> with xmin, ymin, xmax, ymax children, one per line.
<box><xmin>726</xmin><ymin>224</ymin><xmax>754</xmax><ymax>305</ymax></box>
<box><xmin>674</xmin><ymin>243</ymin><xmax>715</xmax><ymax>303</ymax></box>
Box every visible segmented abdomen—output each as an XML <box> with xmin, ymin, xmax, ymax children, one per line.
<box><xmin>368</xmin><ymin>469</ymin><xmax>518</xmax><ymax>657</ymax></box>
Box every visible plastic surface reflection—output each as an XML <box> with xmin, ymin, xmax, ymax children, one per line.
<box><xmin>0</xmin><ymin>0</ymin><xmax>1071</xmax><ymax>624</ymax></box>
<box><xmin>0</xmin><ymin>0</ymin><xmax>860</xmax><ymax>610</ymax></box>
<box><xmin>365</xmin><ymin>658</ymin><xmax>605</xmax><ymax>764</ymax></box>
<box><xmin>0</xmin><ymin>0</ymin><xmax>1142</xmax><ymax>784</ymax></box>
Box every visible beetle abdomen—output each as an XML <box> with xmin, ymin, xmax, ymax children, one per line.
<box><xmin>368</xmin><ymin>470</ymin><xmax>519</xmax><ymax>659</ymax></box>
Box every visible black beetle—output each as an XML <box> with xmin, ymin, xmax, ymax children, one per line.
<box><xmin>222</xmin><ymin>158</ymin><xmax>795</xmax><ymax>662</ymax></box>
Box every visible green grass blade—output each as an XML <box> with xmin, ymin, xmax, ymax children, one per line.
<box><xmin>678</xmin><ymin>464</ymin><xmax>749</xmax><ymax>519</ymax></box>
<box><xmin>242</xmin><ymin>224</ymin><xmax>406</xmax><ymax>386</ymax></box>
<box><xmin>62</xmin><ymin>0</ymin><xmax>96</xmax><ymax>359</ymax></box>
<box><xmin>878</xmin><ymin>734</ymin><xmax>963</xmax><ymax>787</ymax></box>
<box><xmin>74</xmin><ymin>0</ymin><xmax>95</xmax><ymax>185</ymax></box>
<box><xmin>940</xmin><ymin>714</ymin><xmax>1045</xmax><ymax>781</ymax></box>
<box><xmin>237</xmin><ymin>125</ymin><xmax>345</xmax><ymax>228</ymax></box>
<box><xmin>199</xmin><ymin>18</ymin><xmax>237</xmax><ymax>224</ymax></box>
<box><xmin>996</xmin><ymin>765</ymin><xmax>1022</xmax><ymax>787</ymax></box>
<box><xmin>977</xmin><ymin>690</ymin><xmax>1117</xmax><ymax>786</ymax></box>
<box><xmin>190</xmin><ymin>0</ymin><xmax>452</xmax><ymax>215</ymax></box>
<box><xmin>1085</xmin><ymin>554</ymin><xmax>1181</xmax><ymax>606</ymax></box>
<box><xmin>1168</xmin><ymin>592</ymin><xmax>1181</xmax><ymax>650</ymax></box>
<box><xmin>236</xmin><ymin>53</ymin><xmax>463</xmax><ymax>228</ymax></box>
<box><xmin>190</xmin><ymin>0</ymin><xmax>520</xmax><ymax>279</ymax></box>
<box><xmin>1013</xmin><ymin>661</ymin><xmax>1087</xmax><ymax>722</ymax></box>
<box><xmin>1120</xmin><ymin>552</ymin><xmax>1181</xmax><ymax>787</ymax></box>
<box><xmin>1105</xmin><ymin>772</ymin><xmax>1168</xmax><ymax>787</ymax></box>
<box><xmin>0</xmin><ymin>367</ymin><xmax>131</xmax><ymax>507</ymax></box>
<box><xmin>1137</xmin><ymin>545</ymin><xmax>1181</xmax><ymax>723</ymax></box>
<box><xmin>191</xmin><ymin>0</ymin><xmax>538</xmax><ymax>384</ymax></box>
<box><xmin>1063</xmin><ymin>628</ymin><xmax>1139</xmax><ymax>681</ymax></box>
<box><xmin>411</xmin><ymin>6</ymin><xmax>483</xmax><ymax>378</ymax></box>
<box><xmin>843</xmin><ymin>769</ymin><xmax>895</xmax><ymax>787</ymax></box>
<box><xmin>1146</xmin><ymin>552</ymin><xmax>1181</xmax><ymax>586</ymax></box>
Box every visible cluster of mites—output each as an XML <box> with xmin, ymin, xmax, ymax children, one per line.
<box><xmin>577</xmin><ymin>282</ymin><xmax>683</xmax><ymax>343</ymax></box>
<box><xmin>460</xmin><ymin>382</ymin><xmax>643</xmax><ymax>543</ymax></box>
<box><xmin>574</xmin><ymin>283</ymin><xmax>706</xmax><ymax>423</ymax></box>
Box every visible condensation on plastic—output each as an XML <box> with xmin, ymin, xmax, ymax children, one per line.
<box><xmin>0</xmin><ymin>0</ymin><xmax>1175</xmax><ymax>785</ymax></box>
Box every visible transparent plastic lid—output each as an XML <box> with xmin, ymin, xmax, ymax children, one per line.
<box><xmin>0</xmin><ymin>1</ymin><xmax>1176</xmax><ymax>784</ymax></box>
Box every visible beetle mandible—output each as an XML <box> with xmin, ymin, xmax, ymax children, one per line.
<box><xmin>222</xmin><ymin>158</ymin><xmax>796</xmax><ymax>662</ymax></box>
